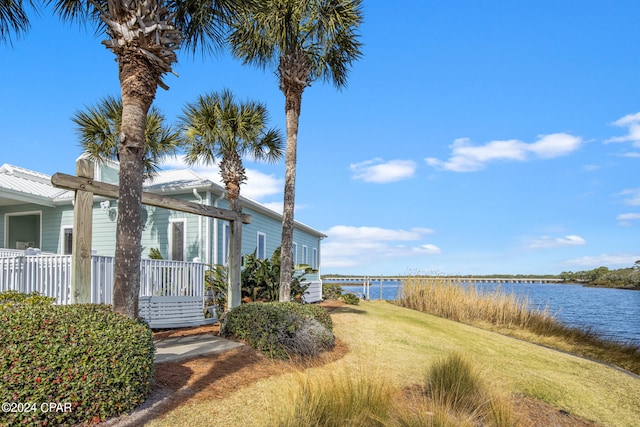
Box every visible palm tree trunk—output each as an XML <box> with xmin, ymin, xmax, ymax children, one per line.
<box><xmin>279</xmin><ymin>92</ymin><xmax>302</xmax><ymax>302</ymax></box>
<box><xmin>112</xmin><ymin>51</ymin><xmax>159</xmax><ymax>318</ymax></box>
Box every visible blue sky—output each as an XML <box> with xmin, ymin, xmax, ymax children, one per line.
<box><xmin>2</xmin><ymin>1</ymin><xmax>640</xmax><ymax>275</ymax></box>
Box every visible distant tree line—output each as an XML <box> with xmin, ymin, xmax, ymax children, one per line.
<box><xmin>559</xmin><ymin>261</ymin><xmax>640</xmax><ymax>289</ymax></box>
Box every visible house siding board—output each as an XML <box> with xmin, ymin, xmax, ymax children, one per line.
<box><xmin>1</xmin><ymin>163</ymin><xmax>324</xmax><ymax>295</ymax></box>
<box><xmin>41</xmin><ymin>206</ymin><xmax>66</xmax><ymax>253</ymax></box>
<box><xmin>91</xmin><ymin>202</ymin><xmax>117</xmax><ymax>255</ymax></box>
<box><xmin>97</xmin><ymin>162</ymin><xmax>119</xmax><ymax>184</ymax></box>
<box><xmin>139</xmin><ymin>195</ymin><xmax>202</xmax><ymax>262</ymax></box>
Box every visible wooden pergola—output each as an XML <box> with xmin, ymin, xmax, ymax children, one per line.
<box><xmin>51</xmin><ymin>158</ymin><xmax>251</xmax><ymax>309</ymax></box>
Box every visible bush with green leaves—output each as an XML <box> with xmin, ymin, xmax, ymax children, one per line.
<box><xmin>242</xmin><ymin>248</ymin><xmax>310</xmax><ymax>302</ymax></box>
<box><xmin>322</xmin><ymin>283</ymin><xmax>343</xmax><ymax>300</ymax></box>
<box><xmin>221</xmin><ymin>302</ymin><xmax>334</xmax><ymax>359</ymax></box>
<box><xmin>0</xmin><ymin>292</ymin><xmax>154</xmax><ymax>426</ymax></box>
<box><xmin>340</xmin><ymin>292</ymin><xmax>360</xmax><ymax>305</ymax></box>
<box><xmin>0</xmin><ymin>289</ymin><xmax>56</xmax><ymax>306</ymax></box>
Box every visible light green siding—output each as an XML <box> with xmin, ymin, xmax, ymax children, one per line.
<box><xmin>0</xmin><ymin>179</ymin><xmax>323</xmax><ymax>283</ymax></box>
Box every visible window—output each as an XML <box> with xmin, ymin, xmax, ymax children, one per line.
<box><xmin>312</xmin><ymin>247</ymin><xmax>318</xmax><ymax>270</ymax></box>
<box><xmin>62</xmin><ymin>227</ymin><xmax>73</xmax><ymax>255</ymax></box>
<box><xmin>5</xmin><ymin>211</ymin><xmax>41</xmax><ymax>250</ymax></box>
<box><xmin>302</xmin><ymin>245</ymin><xmax>308</xmax><ymax>265</ymax></box>
<box><xmin>169</xmin><ymin>219</ymin><xmax>185</xmax><ymax>261</ymax></box>
<box><xmin>292</xmin><ymin>242</ymin><xmax>298</xmax><ymax>266</ymax></box>
<box><xmin>257</xmin><ymin>232</ymin><xmax>267</xmax><ymax>259</ymax></box>
<box><xmin>223</xmin><ymin>222</ymin><xmax>230</xmax><ymax>264</ymax></box>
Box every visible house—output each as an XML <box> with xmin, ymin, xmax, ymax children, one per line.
<box><xmin>0</xmin><ymin>159</ymin><xmax>325</xmax><ymax>302</ymax></box>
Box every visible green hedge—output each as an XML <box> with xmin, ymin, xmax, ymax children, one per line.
<box><xmin>221</xmin><ymin>302</ymin><xmax>334</xmax><ymax>359</ymax></box>
<box><xmin>0</xmin><ymin>292</ymin><xmax>154</xmax><ymax>426</ymax></box>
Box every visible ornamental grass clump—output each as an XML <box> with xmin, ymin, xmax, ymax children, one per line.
<box><xmin>0</xmin><ymin>291</ymin><xmax>154</xmax><ymax>426</ymax></box>
<box><xmin>269</xmin><ymin>367</ymin><xmax>394</xmax><ymax>427</ymax></box>
<box><xmin>220</xmin><ymin>302</ymin><xmax>334</xmax><ymax>359</ymax></box>
<box><xmin>416</xmin><ymin>353</ymin><xmax>517</xmax><ymax>427</ymax></box>
<box><xmin>397</xmin><ymin>277</ymin><xmax>550</xmax><ymax>328</ymax></box>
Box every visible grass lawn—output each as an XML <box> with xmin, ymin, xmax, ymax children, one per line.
<box><xmin>148</xmin><ymin>301</ymin><xmax>640</xmax><ymax>426</ymax></box>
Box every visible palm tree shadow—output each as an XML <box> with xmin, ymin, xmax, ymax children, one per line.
<box><xmin>103</xmin><ymin>345</ymin><xmax>267</xmax><ymax>426</ymax></box>
<box><xmin>323</xmin><ymin>304</ymin><xmax>366</xmax><ymax>315</ymax></box>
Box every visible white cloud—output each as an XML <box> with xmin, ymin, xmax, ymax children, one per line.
<box><xmin>619</xmin><ymin>188</ymin><xmax>640</xmax><ymax>206</ymax></box>
<box><xmin>528</xmin><ymin>234</ymin><xmax>586</xmax><ymax>249</ymax></box>
<box><xmin>327</xmin><ymin>225</ymin><xmax>434</xmax><ymax>241</ymax></box>
<box><xmin>350</xmin><ymin>158</ymin><xmax>417</xmax><ymax>183</ymax></box>
<box><xmin>426</xmin><ymin>133</ymin><xmax>582</xmax><ymax>172</ymax></box>
<box><xmin>321</xmin><ymin>225</ymin><xmax>440</xmax><ymax>269</ymax></box>
<box><xmin>606</xmin><ymin>112</ymin><xmax>640</xmax><ymax>147</ymax></box>
<box><xmin>616</xmin><ymin>212</ymin><xmax>640</xmax><ymax>226</ymax></box>
<box><xmin>159</xmin><ymin>155</ymin><xmax>283</xmax><ymax>201</ymax></box>
<box><xmin>617</xmin><ymin>213</ymin><xmax>640</xmax><ymax>221</ymax></box>
<box><xmin>242</xmin><ymin>169</ymin><xmax>283</xmax><ymax>200</ymax></box>
<box><xmin>565</xmin><ymin>253</ymin><xmax>640</xmax><ymax>268</ymax></box>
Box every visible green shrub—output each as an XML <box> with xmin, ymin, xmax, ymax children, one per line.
<box><xmin>340</xmin><ymin>292</ymin><xmax>360</xmax><ymax>305</ymax></box>
<box><xmin>322</xmin><ymin>283</ymin><xmax>343</xmax><ymax>300</ymax></box>
<box><xmin>0</xmin><ymin>295</ymin><xmax>154</xmax><ymax>426</ymax></box>
<box><xmin>221</xmin><ymin>302</ymin><xmax>334</xmax><ymax>359</ymax></box>
<box><xmin>148</xmin><ymin>247</ymin><xmax>163</xmax><ymax>260</ymax></box>
<box><xmin>0</xmin><ymin>289</ymin><xmax>56</xmax><ymax>306</ymax></box>
<box><xmin>241</xmin><ymin>248</ymin><xmax>310</xmax><ymax>303</ymax></box>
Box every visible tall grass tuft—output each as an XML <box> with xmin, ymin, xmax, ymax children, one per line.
<box><xmin>263</xmin><ymin>356</ymin><xmax>518</xmax><ymax>427</ymax></box>
<box><xmin>269</xmin><ymin>367</ymin><xmax>394</xmax><ymax>427</ymax></box>
<box><xmin>397</xmin><ymin>277</ymin><xmax>640</xmax><ymax>375</ymax></box>
<box><xmin>397</xmin><ymin>277</ymin><xmax>553</xmax><ymax>329</ymax></box>
<box><xmin>425</xmin><ymin>353</ymin><xmax>484</xmax><ymax>413</ymax></box>
<box><xmin>387</xmin><ymin>353</ymin><xmax>518</xmax><ymax>427</ymax></box>
<box><xmin>422</xmin><ymin>353</ymin><xmax>518</xmax><ymax>427</ymax></box>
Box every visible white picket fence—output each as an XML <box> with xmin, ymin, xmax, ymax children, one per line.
<box><xmin>0</xmin><ymin>254</ymin><xmax>205</xmax><ymax>305</ymax></box>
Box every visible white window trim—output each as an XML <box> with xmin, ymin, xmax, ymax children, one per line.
<box><xmin>168</xmin><ymin>218</ymin><xmax>187</xmax><ymax>261</ymax></box>
<box><xmin>60</xmin><ymin>225</ymin><xmax>73</xmax><ymax>255</ymax></box>
<box><xmin>4</xmin><ymin>211</ymin><xmax>43</xmax><ymax>250</ymax></box>
<box><xmin>302</xmin><ymin>245</ymin><xmax>308</xmax><ymax>265</ymax></box>
<box><xmin>222</xmin><ymin>222</ymin><xmax>230</xmax><ymax>265</ymax></box>
<box><xmin>312</xmin><ymin>247</ymin><xmax>318</xmax><ymax>270</ymax></box>
<box><xmin>292</xmin><ymin>242</ymin><xmax>298</xmax><ymax>266</ymax></box>
<box><xmin>257</xmin><ymin>232</ymin><xmax>267</xmax><ymax>259</ymax></box>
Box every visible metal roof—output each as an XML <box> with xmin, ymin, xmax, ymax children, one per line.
<box><xmin>0</xmin><ymin>164</ymin><xmax>72</xmax><ymax>206</ymax></box>
<box><xmin>0</xmin><ymin>164</ymin><xmax>326</xmax><ymax>238</ymax></box>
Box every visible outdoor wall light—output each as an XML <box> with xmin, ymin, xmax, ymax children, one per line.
<box><xmin>100</xmin><ymin>200</ymin><xmax>117</xmax><ymax>221</ymax></box>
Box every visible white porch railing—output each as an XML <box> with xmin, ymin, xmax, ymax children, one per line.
<box><xmin>1</xmin><ymin>253</ymin><xmax>321</xmax><ymax>304</ymax></box>
<box><xmin>0</xmin><ymin>254</ymin><xmax>71</xmax><ymax>304</ymax></box>
<box><xmin>0</xmin><ymin>254</ymin><xmax>205</xmax><ymax>305</ymax></box>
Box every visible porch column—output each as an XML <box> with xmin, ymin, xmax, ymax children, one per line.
<box><xmin>70</xmin><ymin>159</ymin><xmax>94</xmax><ymax>304</ymax></box>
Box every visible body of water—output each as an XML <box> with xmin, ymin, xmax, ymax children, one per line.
<box><xmin>332</xmin><ymin>279</ymin><xmax>640</xmax><ymax>345</ymax></box>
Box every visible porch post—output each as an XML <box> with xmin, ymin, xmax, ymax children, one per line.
<box><xmin>70</xmin><ymin>159</ymin><xmax>94</xmax><ymax>304</ymax></box>
<box><xmin>227</xmin><ymin>219</ymin><xmax>242</xmax><ymax>309</ymax></box>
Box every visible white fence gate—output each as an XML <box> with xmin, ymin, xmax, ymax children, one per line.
<box><xmin>0</xmin><ymin>254</ymin><xmax>205</xmax><ymax>305</ymax></box>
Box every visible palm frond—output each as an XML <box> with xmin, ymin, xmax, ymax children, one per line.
<box><xmin>73</xmin><ymin>96</ymin><xmax>179</xmax><ymax>177</ymax></box>
<box><xmin>1</xmin><ymin>0</ymin><xmax>38</xmax><ymax>44</ymax></box>
<box><xmin>178</xmin><ymin>88</ymin><xmax>283</xmax><ymax>171</ymax></box>
<box><xmin>228</xmin><ymin>0</ymin><xmax>363</xmax><ymax>89</ymax></box>
<box><xmin>174</xmin><ymin>0</ymin><xmax>254</xmax><ymax>57</ymax></box>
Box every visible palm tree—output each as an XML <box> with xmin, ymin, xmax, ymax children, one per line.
<box><xmin>228</xmin><ymin>0</ymin><xmax>363</xmax><ymax>301</ymax></box>
<box><xmin>179</xmin><ymin>88</ymin><xmax>283</xmax><ymax>308</ymax></box>
<box><xmin>72</xmin><ymin>95</ymin><xmax>180</xmax><ymax>178</ymax></box>
<box><xmin>1</xmin><ymin>0</ymin><xmax>35</xmax><ymax>44</ymax></box>
<box><xmin>47</xmin><ymin>0</ymin><xmax>245</xmax><ymax>318</ymax></box>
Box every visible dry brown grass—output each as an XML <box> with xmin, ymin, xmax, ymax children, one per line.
<box><xmin>95</xmin><ymin>300</ymin><xmax>620</xmax><ymax>427</ymax></box>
